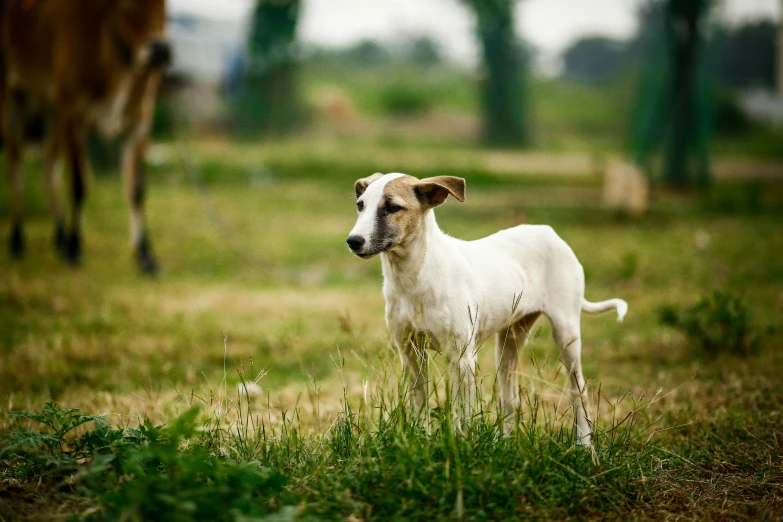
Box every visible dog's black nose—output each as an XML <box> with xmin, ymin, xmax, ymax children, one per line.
<box><xmin>148</xmin><ymin>39</ymin><xmax>172</xmax><ymax>68</ymax></box>
<box><xmin>346</xmin><ymin>235</ymin><xmax>365</xmax><ymax>252</ymax></box>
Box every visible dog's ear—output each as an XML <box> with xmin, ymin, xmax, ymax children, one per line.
<box><xmin>354</xmin><ymin>173</ymin><xmax>384</xmax><ymax>198</ymax></box>
<box><xmin>415</xmin><ymin>176</ymin><xmax>466</xmax><ymax>209</ymax></box>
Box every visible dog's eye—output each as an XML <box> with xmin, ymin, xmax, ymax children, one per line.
<box><xmin>357</xmin><ymin>201</ymin><xmax>364</xmax><ymax>212</ymax></box>
<box><xmin>385</xmin><ymin>203</ymin><xmax>403</xmax><ymax>214</ymax></box>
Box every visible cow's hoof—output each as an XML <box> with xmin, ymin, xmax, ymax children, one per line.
<box><xmin>136</xmin><ymin>237</ymin><xmax>159</xmax><ymax>277</ymax></box>
<box><xmin>65</xmin><ymin>230</ymin><xmax>82</xmax><ymax>265</ymax></box>
<box><xmin>9</xmin><ymin>224</ymin><xmax>24</xmax><ymax>259</ymax></box>
<box><xmin>137</xmin><ymin>252</ymin><xmax>159</xmax><ymax>277</ymax></box>
<box><xmin>53</xmin><ymin>222</ymin><xmax>68</xmax><ymax>258</ymax></box>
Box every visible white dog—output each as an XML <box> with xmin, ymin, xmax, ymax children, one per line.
<box><xmin>347</xmin><ymin>173</ymin><xmax>627</xmax><ymax>445</ymax></box>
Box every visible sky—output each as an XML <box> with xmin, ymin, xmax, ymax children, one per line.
<box><xmin>168</xmin><ymin>0</ymin><xmax>782</xmax><ymax>67</ymax></box>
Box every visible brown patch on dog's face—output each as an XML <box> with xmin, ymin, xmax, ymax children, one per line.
<box><xmin>376</xmin><ymin>177</ymin><xmax>429</xmax><ymax>253</ymax></box>
<box><xmin>347</xmin><ymin>175</ymin><xmax>466</xmax><ymax>257</ymax></box>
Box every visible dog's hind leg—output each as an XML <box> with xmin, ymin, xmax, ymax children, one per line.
<box><xmin>496</xmin><ymin>312</ymin><xmax>541</xmax><ymax>433</ymax></box>
<box><xmin>550</xmin><ymin>314</ymin><xmax>592</xmax><ymax>446</ymax></box>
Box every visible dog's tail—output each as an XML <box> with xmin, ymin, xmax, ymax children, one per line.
<box><xmin>582</xmin><ymin>298</ymin><xmax>628</xmax><ymax>322</ymax></box>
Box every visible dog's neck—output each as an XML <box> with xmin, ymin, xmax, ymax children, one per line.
<box><xmin>381</xmin><ymin>210</ymin><xmax>446</xmax><ymax>292</ymax></box>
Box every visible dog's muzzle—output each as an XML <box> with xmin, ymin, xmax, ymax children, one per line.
<box><xmin>346</xmin><ymin>235</ymin><xmax>365</xmax><ymax>253</ymax></box>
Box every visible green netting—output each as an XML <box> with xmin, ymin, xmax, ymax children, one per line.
<box><xmin>631</xmin><ymin>0</ymin><xmax>717</xmax><ymax>188</ymax></box>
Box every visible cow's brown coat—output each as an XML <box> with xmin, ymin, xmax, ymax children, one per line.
<box><xmin>1</xmin><ymin>0</ymin><xmax>169</xmax><ymax>274</ymax></box>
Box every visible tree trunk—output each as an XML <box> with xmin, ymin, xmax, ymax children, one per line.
<box><xmin>470</xmin><ymin>0</ymin><xmax>529</xmax><ymax>147</ymax></box>
<box><xmin>631</xmin><ymin>0</ymin><xmax>713</xmax><ymax>189</ymax></box>
<box><xmin>237</xmin><ymin>0</ymin><xmax>302</xmax><ymax>136</ymax></box>
<box><xmin>664</xmin><ymin>0</ymin><xmax>710</xmax><ymax>187</ymax></box>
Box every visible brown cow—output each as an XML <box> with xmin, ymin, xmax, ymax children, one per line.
<box><xmin>1</xmin><ymin>0</ymin><xmax>170</xmax><ymax>274</ymax></box>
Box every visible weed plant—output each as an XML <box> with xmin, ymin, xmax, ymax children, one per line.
<box><xmin>659</xmin><ymin>290</ymin><xmax>759</xmax><ymax>358</ymax></box>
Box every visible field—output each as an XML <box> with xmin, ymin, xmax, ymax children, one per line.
<box><xmin>300</xmin><ymin>63</ymin><xmax>783</xmax><ymax>160</ymax></box>
<box><xmin>1</xmin><ymin>133</ymin><xmax>782</xmax><ymax>520</ymax></box>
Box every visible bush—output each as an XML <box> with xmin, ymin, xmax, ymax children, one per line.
<box><xmin>378</xmin><ymin>81</ymin><xmax>433</xmax><ymax>116</ymax></box>
<box><xmin>92</xmin><ymin>408</ymin><xmax>289</xmax><ymax>522</ymax></box>
<box><xmin>704</xmin><ymin>181</ymin><xmax>763</xmax><ymax>214</ymax></box>
<box><xmin>659</xmin><ymin>290</ymin><xmax>758</xmax><ymax>357</ymax></box>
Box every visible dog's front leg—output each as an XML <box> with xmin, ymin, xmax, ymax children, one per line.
<box><xmin>449</xmin><ymin>342</ymin><xmax>478</xmax><ymax>425</ymax></box>
<box><xmin>394</xmin><ymin>330</ymin><xmax>429</xmax><ymax>416</ymax></box>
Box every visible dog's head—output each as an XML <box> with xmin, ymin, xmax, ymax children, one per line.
<box><xmin>346</xmin><ymin>172</ymin><xmax>465</xmax><ymax>258</ymax></box>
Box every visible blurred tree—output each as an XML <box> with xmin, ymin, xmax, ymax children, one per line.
<box><xmin>663</xmin><ymin>0</ymin><xmax>715</xmax><ymax>188</ymax></box>
<box><xmin>309</xmin><ymin>37</ymin><xmax>441</xmax><ymax>69</ymax></box>
<box><xmin>627</xmin><ymin>0</ymin><xmax>668</xmax><ymax>63</ymax></box>
<box><xmin>405</xmin><ymin>36</ymin><xmax>443</xmax><ymax>67</ymax></box>
<box><xmin>236</xmin><ymin>0</ymin><xmax>303</xmax><ymax>135</ymax></box>
<box><xmin>460</xmin><ymin>0</ymin><xmax>529</xmax><ymax>146</ymax></box>
<box><xmin>717</xmin><ymin>21</ymin><xmax>777</xmax><ymax>89</ymax></box>
<box><xmin>343</xmin><ymin>39</ymin><xmax>394</xmax><ymax>66</ymax></box>
<box><xmin>632</xmin><ymin>0</ymin><xmax>715</xmax><ymax>189</ymax></box>
<box><xmin>562</xmin><ymin>36</ymin><xmax>627</xmax><ymax>83</ymax></box>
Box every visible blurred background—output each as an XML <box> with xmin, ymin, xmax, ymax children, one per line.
<box><xmin>2</xmin><ymin>0</ymin><xmax>783</xmax><ymax>424</ymax></box>
<box><xmin>3</xmin><ymin>3</ymin><xmax>783</xmax><ymax>518</ymax></box>
<box><xmin>155</xmin><ymin>0</ymin><xmax>783</xmax><ymax>168</ymax></box>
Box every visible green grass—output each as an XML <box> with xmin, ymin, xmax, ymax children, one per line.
<box><xmin>304</xmin><ymin>63</ymin><xmax>477</xmax><ymax>117</ymax></box>
<box><xmin>303</xmin><ymin>63</ymin><xmax>636</xmax><ymax>150</ymax></box>
<box><xmin>713</xmin><ymin>125</ymin><xmax>783</xmax><ymax>161</ymax></box>
<box><xmin>1</xmin><ymin>141</ymin><xmax>782</xmax><ymax>519</ymax></box>
<box><xmin>1</xmin><ymin>391</ymin><xmax>663</xmax><ymax>521</ymax></box>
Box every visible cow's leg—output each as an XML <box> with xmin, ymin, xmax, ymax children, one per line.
<box><xmin>121</xmin><ymin>128</ymin><xmax>158</xmax><ymax>275</ymax></box>
<box><xmin>4</xmin><ymin>89</ymin><xmax>26</xmax><ymax>258</ymax></box>
<box><xmin>63</xmin><ymin>126</ymin><xmax>91</xmax><ymax>264</ymax></box>
<box><xmin>495</xmin><ymin>312</ymin><xmax>540</xmax><ymax>433</ymax></box>
<box><xmin>43</xmin><ymin>115</ymin><xmax>66</xmax><ymax>257</ymax></box>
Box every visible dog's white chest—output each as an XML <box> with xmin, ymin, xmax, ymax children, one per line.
<box><xmin>384</xmin><ymin>285</ymin><xmax>460</xmax><ymax>341</ymax></box>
